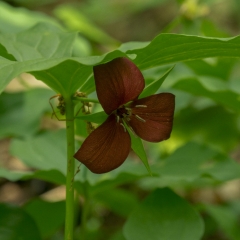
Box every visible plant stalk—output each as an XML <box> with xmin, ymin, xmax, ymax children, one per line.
<box><xmin>80</xmin><ymin>166</ymin><xmax>90</xmax><ymax>239</ymax></box>
<box><xmin>64</xmin><ymin>96</ymin><xmax>76</xmax><ymax>240</ymax></box>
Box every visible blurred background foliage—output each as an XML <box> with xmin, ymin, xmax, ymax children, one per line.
<box><xmin>0</xmin><ymin>0</ymin><xmax>240</xmax><ymax>240</ymax></box>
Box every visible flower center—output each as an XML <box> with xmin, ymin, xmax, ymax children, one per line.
<box><xmin>116</xmin><ymin>106</ymin><xmax>132</xmax><ymax>121</ymax></box>
<box><xmin>116</xmin><ymin>105</ymin><xmax>147</xmax><ymax>123</ymax></box>
<box><xmin>115</xmin><ymin>104</ymin><xmax>147</xmax><ymax>134</ymax></box>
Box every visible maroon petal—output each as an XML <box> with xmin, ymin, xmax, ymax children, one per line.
<box><xmin>74</xmin><ymin>114</ymin><xmax>131</xmax><ymax>174</ymax></box>
<box><xmin>94</xmin><ymin>57</ymin><xmax>145</xmax><ymax>114</ymax></box>
<box><xmin>128</xmin><ymin>93</ymin><xmax>175</xmax><ymax>142</ymax></box>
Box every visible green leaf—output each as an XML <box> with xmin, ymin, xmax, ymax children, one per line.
<box><xmin>185</xmin><ymin>58</ymin><xmax>236</xmax><ymax>80</ymax></box>
<box><xmin>128</xmin><ymin>34</ymin><xmax>240</xmax><ymax>70</ymax></box>
<box><xmin>172</xmin><ymin>77</ymin><xmax>240</xmax><ymax>112</ymax></box>
<box><xmin>75</xmin><ymin>111</ymin><xmax>108</xmax><ymax>124</ymax></box>
<box><xmin>0</xmin><ymin>2</ymin><xmax>91</xmax><ymax>57</ymax></box>
<box><xmin>123</xmin><ymin>188</ymin><xmax>204</xmax><ymax>240</ymax></box>
<box><xmin>31</xmin><ymin>60</ymin><xmax>93</xmax><ymax>96</ymax></box>
<box><xmin>24</xmin><ymin>199</ymin><xmax>65</xmax><ymax>238</ymax></box>
<box><xmin>140</xmin><ymin>65</ymin><xmax>175</xmax><ymax>98</ymax></box>
<box><xmin>0</xmin><ymin>168</ymin><xmax>65</xmax><ymax>185</ymax></box>
<box><xmin>157</xmin><ymin>142</ymin><xmax>240</xmax><ymax>185</ymax></box>
<box><xmin>79</xmin><ymin>74</ymin><xmax>95</xmax><ymax>94</ymax></box>
<box><xmin>10</xmin><ymin>130</ymin><xmax>67</xmax><ymax>175</ymax></box>
<box><xmin>0</xmin><ymin>1</ymin><xmax>59</xmax><ymax>33</ymax></box>
<box><xmin>79</xmin><ymin>161</ymin><xmax>149</xmax><ymax>194</ymax></box>
<box><xmin>0</xmin><ymin>168</ymin><xmax>33</xmax><ymax>182</ymax></box>
<box><xmin>29</xmin><ymin>169</ymin><xmax>66</xmax><ymax>184</ymax></box>
<box><xmin>124</xmin><ymin>123</ymin><xmax>152</xmax><ymax>175</ymax></box>
<box><xmin>0</xmin><ymin>23</ymin><xmax>77</xmax><ymax>61</ymax></box>
<box><xmin>140</xmin><ymin>142</ymin><xmax>240</xmax><ymax>190</ymax></box>
<box><xmin>130</xmin><ymin>136</ymin><xmax>152</xmax><ymax>175</ymax></box>
<box><xmin>0</xmin><ymin>46</ymin><xmax>128</xmax><ymax>95</ymax></box>
<box><xmin>0</xmin><ymin>44</ymin><xmax>15</xmax><ymax>61</ymax></box>
<box><xmin>0</xmin><ymin>203</ymin><xmax>41</xmax><ymax>240</ymax></box>
<box><xmin>204</xmin><ymin>204</ymin><xmax>240</xmax><ymax>240</ymax></box>
<box><xmin>0</xmin><ymin>88</ymin><xmax>54</xmax><ymax>138</ymax></box>
<box><xmin>2</xmin><ymin>29</ymin><xmax>240</xmax><ymax>98</ymax></box>
<box><xmin>173</xmin><ymin>106</ymin><xmax>239</xmax><ymax>152</ymax></box>
<box><xmin>8</xmin><ymin>128</ymin><xmax>145</xmax><ymax>189</ymax></box>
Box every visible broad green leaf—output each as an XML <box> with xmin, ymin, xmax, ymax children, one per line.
<box><xmin>0</xmin><ymin>44</ymin><xmax>15</xmax><ymax>61</ymax></box>
<box><xmin>139</xmin><ymin>65</ymin><xmax>175</xmax><ymax>98</ymax></box>
<box><xmin>0</xmin><ymin>23</ymin><xmax>77</xmax><ymax>61</ymax></box>
<box><xmin>80</xmin><ymin>160</ymin><xmax>149</xmax><ymax>194</ymax></box>
<box><xmin>0</xmin><ymin>168</ymin><xmax>33</xmax><ymax>182</ymax></box>
<box><xmin>24</xmin><ymin>199</ymin><xmax>65</xmax><ymax>238</ymax></box>
<box><xmin>75</xmin><ymin>111</ymin><xmax>108</xmax><ymax>124</ymax></box>
<box><xmin>9</xmin><ymin>128</ymin><xmax>142</xmax><ymax>189</ymax></box>
<box><xmin>0</xmin><ymin>88</ymin><xmax>54</xmax><ymax>138</ymax></box>
<box><xmin>204</xmin><ymin>154</ymin><xmax>240</xmax><ymax>182</ymax></box>
<box><xmin>0</xmin><ymin>57</ymin><xmax>19</xmax><ymax>93</ymax></box>
<box><xmin>172</xmin><ymin>77</ymin><xmax>240</xmax><ymax>112</ymax></box>
<box><xmin>185</xmin><ymin>58</ymin><xmax>236</xmax><ymax>80</ymax></box>
<box><xmin>119</xmin><ymin>41</ymin><xmax>149</xmax><ymax>53</ymax></box>
<box><xmin>31</xmin><ymin>60</ymin><xmax>93</xmax><ymax>96</ymax></box>
<box><xmin>123</xmin><ymin>188</ymin><xmax>204</xmax><ymax>240</ymax></box>
<box><xmin>10</xmin><ymin>129</ymin><xmax>67</xmax><ymax>175</ymax></box>
<box><xmin>204</xmin><ymin>204</ymin><xmax>240</xmax><ymax>240</ymax></box>
<box><xmin>157</xmin><ymin>142</ymin><xmax>216</xmax><ymax>183</ymax></box>
<box><xmin>173</xmin><ymin>106</ymin><xmax>239</xmax><ymax>152</ymax></box>
<box><xmin>2</xmin><ymin>29</ymin><xmax>240</xmax><ymax>99</ymax></box>
<box><xmin>29</xmin><ymin>169</ymin><xmax>66</xmax><ymax>184</ymax></box>
<box><xmin>0</xmin><ymin>203</ymin><xmax>41</xmax><ymax>240</ymax></box>
<box><xmin>157</xmin><ymin>142</ymin><xmax>240</xmax><ymax>184</ymax></box>
<box><xmin>140</xmin><ymin>142</ymin><xmax>240</xmax><ymax>190</ymax></box>
<box><xmin>128</xmin><ymin>34</ymin><xmax>240</xmax><ymax>69</ymax></box>
<box><xmin>0</xmin><ymin>2</ymin><xmax>91</xmax><ymax>57</ymax></box>
<box><xmin>0</xmin><ymin>1</ymin><xmax>59</xmax><ymax>33</ymax></box>
<box><xmin>0</xmin><ymin>57</ymin><xmax>93</xmax><ymax>95</ymax></box>
<box><xmin>0</xmin><ymin>167</ymin><xmax>65</xmax><ymax>185</ymax></box>
<box><xmin>0</xmin><ymin>47</ymin><xmax>128</xmax><ymax>95</ymax></box>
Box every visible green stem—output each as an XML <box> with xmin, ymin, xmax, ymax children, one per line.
<box><xmin>72</xmin><ymin>96</ymin><xmax>100</xmax><ymax>104</ymax></box>
<box><xmin>80</xmin><ymin>166</ymin><xmax>90</xmax><ymax>239</ymax></box>
<box><xmin>64</xmin><ymin>96</ymin><xmax>76</xmax><ymax>240</ymax></box>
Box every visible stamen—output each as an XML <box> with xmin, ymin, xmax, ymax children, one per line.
<box><xmin>135</xmin><ymin>115</ymin><xmax>146</xmax><ymax>122</ymax></box>
<box><xmin>116</xmin><ymin>115</ymin><xmax>120</xmax><ymax>123</ymax></box>
<box><xmin>120</xmin><ymin>123</ymin><xmax>126</xmax><ymax>132</ymax></box>
<box><xmin>125</xmin><ymin>107</ymin><xmax>132</xmax><ymax>111</ymax></box>
<box><xmin>135</xmin><ymin>105</ymin><xmax>147</xmax><ymax>108</ymax></box>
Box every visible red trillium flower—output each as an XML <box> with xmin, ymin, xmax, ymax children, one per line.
<box><xmin>74</xmin><ymin>57</ymin><xmax>175</xmax><ymax>174</ymax></box>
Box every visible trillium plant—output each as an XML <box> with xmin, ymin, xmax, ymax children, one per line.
<box><xmin>1</xmin><ymin>14</ymin><xmax>240</xmax><ymax>240</ymax></box>
<box><xmin>74</xmin><ymin>57</ymin><xmax>175</xmax><ymax>173</ymax></box>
